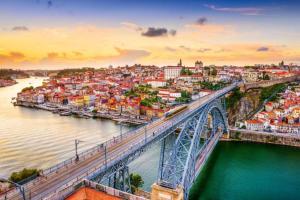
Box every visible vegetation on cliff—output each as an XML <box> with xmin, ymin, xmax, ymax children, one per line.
<box><xmin>226</xmin><ymin>88</ymin><xmax>245</xmax><ymax>109</ymax></box>
<box><xmin>259</xmin><ymin>83</ymin><xmax>286</xmax><ymax>102</ymax></box>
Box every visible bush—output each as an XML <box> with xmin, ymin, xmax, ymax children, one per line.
<box><xmin>9</xmin><ymin>168</ymin><xmax>40</xmax><ymax>183</ymax></box>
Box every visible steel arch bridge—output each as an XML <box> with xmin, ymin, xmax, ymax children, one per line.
<box><xmin>157</xmin><ymin>98</ymin><xmax>228</xmax><ymax>199</ymax></box>
<box><xmin>89</xmin><ymin>97</ymin><xmax>229</xmax><ymax>199</ymax></box>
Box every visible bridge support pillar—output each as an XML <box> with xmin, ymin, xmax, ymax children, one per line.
<box><xmin>151</xmin><ymin>183</ymin><xmax>184</xmax><ymax>200</ymax></box>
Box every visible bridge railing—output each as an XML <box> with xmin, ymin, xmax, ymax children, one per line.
<box><xmin>1</xmin><ymin>125</ymin><xmax>146</xmax><ymax>198</ymax></box>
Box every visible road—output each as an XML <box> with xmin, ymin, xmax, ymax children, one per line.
<box><xmin>1</xmin><ymin>84</ymin><xmax>237</xmax><ymax>200</ymax></box>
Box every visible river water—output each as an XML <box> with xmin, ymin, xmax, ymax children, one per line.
<box><xmin>1</xmin><ymin>77</ymin><xmax>300</xmax><ymax>199</ymax></box>
<box><xmin>189</xmin><ymin>142</ymin><xmax>300</xmax><ymax>200</ymax></box>
<box><xmin>0</xmin><ymin>77</ymin><xmax>132</xmax><ymax>178</ymax></box>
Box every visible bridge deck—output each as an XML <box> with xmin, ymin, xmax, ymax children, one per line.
<box><xmin>1</xmin><ymin>83</ymin><xmax>237</xmax><ymax>200</ymax></box>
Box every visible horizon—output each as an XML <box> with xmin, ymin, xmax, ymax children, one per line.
<box><xmin>1</xmin><ymin>0</ymin><xmax>300</xmax><ymax>69</ymax></box>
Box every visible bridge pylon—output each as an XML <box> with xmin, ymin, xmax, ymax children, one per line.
<box><xmin>151</xmin><ymin>183</ymin><xmax>184</xmax><ymax>200</ymax></box>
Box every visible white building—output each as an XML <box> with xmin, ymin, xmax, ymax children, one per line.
<box><xmin>164</xmin><ymin>66</ymin><xmax>182</xmax><ymax>80</ymax></box>
<box><xmin>146</xmin><ymin>79</ymin><xmax>167</xmax><ymax>88</ymax></box>
<box><xmin>245</xmin><ymin>119</ymin><xmax>264</xmax><ymax>131</ymax></box>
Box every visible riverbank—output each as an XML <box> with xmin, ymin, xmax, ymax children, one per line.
<box><xmin>226</xmin><ymin>128</ymin><xmax>300</xmax><ymax>148</ymax></box>
<box><xmin>14</xmin><ymin>101</ymin><xmax>148</xmax><ymax>125</ymax></box>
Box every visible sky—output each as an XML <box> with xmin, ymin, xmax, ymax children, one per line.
<box><xmin>0</xmin><ymin>0</ymin><xmax>300</xmax><ymax>69</ymax></box>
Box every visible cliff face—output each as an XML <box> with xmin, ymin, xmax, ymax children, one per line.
<box><xmin>227</xmin><ymin>89</ymin><xmax>261</xmax><ymax>125</ymax></box>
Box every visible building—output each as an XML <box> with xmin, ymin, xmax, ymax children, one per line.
<box><xmin>146</xmin><ymin>79</ymin><xmax>167</xmax><ymax>88</ymax></box>
<box><xmin>164</xmin><ymin>66</ymin><xmax>182</xmax><ymax>80</ymax></box>
<box><xmin>242</xmin><ymin>70</ymin><xmax>259</xmax><ymax>82</ymax></box>
<box><xmin>245</xmin><ymin>119</ymin><xmax>264</xmax><ymax>131</ymax></box>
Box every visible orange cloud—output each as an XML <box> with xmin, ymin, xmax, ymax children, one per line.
<box><xmin>0</xmin><ymin>52</ymin><xmax>26</xmax><ymax>64</ymax></box>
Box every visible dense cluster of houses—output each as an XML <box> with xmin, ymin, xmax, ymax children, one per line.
<box><xmin>0</xmin><ymin>79</ymin><xmax>17</xmax><ymax>87</ymax></box>
<box><xmin>16</xmin><ymin>60</ymin><xmax>299</xmax><ymax>120</ymax></box>
<box><xmin>245</xmin><ymin>86</ymin><xmax>300</xmax><ymax>134</ymax></box>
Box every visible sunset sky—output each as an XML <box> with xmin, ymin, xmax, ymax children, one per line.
<box><xmin>0</xmin><ymin>0</ymin><xmax>300</xmax><ymax>69</ymax></box>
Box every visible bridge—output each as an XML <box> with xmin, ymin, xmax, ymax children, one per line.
<box><xmin>1</xmin><ymin>82</ymin><xmax>239</xmax><ymax>200</ymax></box>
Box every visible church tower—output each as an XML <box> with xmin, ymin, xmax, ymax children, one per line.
<box><xmin>178</xmin><ymin>59</ymin><xmax>182</xmax><ymax>67</ymax></box>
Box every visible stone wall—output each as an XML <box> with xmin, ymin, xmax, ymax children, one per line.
<box><xmin>244</xmin><ymin>75</ymin><xmax>299</xmax><ymax>91</ymax></box>
<box><xmin>229</xmin><ymin>129</ymin><xmax>300</xmax><ymax>147</ymax></box>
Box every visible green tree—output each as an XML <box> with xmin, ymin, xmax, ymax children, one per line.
<box><xmin>211</xmin><ymin>68</ymin><xmax>217</xmax><ymax>76</ymax></box>
<box><xmin>176</xmin><ymin>90</ymin><xmax>191</xmax><ymax>103</ymax></box>
<box><xmin>129</xmin><ymin>173</ymin><xmax>144</xmax><ymax>193</ymax></box>
<box><xmin>260</xmin><ymin>83</ymin><xmax>286</xmax><ymax>103</ymax></box>
<box><xmin>226</xmin><ymin>88</ymin><xmax>245</xmax><ymax>109</ymax></box>
<box><xmin>21</xmin><ymin>86</ymin><xmax>34</xmax><ymax>92</ymax></box>
<box><xmin>9</xmin><ymin>168</ymin><xmax>40</xmax><ymax>183</ymax></box>
<box><xmin>180</xmin><ymin>67</ymin><xmax>193</xmax><ymax>75</ymax></box>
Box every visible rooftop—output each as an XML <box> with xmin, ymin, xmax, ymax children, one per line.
<box><xmin>66</xmin><ymin>187</ymin><xmax>121</xmax><ymax>200</ymax></box>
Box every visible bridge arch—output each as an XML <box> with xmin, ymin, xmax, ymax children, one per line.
<box><xmin>157</xmin><ymin>98</ymin><xmax>228</xmax><ymax>199</ymax></box>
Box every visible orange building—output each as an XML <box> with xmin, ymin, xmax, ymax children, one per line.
<box><xmin>66</xmin><ymin>187</ymin><xmax>121</xmax><ymax>200</ymax></box>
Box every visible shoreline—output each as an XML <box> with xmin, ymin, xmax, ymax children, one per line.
<box><xmin>223</xmin><ymin>128</ymin><xmax>300</xmax><ymax>148</ymax></box>
<box><xmin>14</xmin><ymin>101</ymin><xmax>148</xmax><ymax>125</ymax></box>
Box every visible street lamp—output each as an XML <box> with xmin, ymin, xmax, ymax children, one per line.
<box><xmin>0</xmin><ymin>177</ymin><xmax>26</xmax><ymax>200</ymax></box>
<box><xmin>75</xmin><ymin>139</ymin><xmax>84</xmax><ymax>162</ymax></box>
<box><xmin>118</xmin><ymin>119</ymin><xmax>126</xmax><ymax>141</ymax></box>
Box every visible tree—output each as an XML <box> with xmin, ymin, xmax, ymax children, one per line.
<box><xmin>129</xmin><ymin>173</ymin><xmax>144</xmax><ymax>193</ymax></box>
<box><xmin>9</xmin><ymin>168</ymin><xmax>40</xmax><ymax>183</ymax></box>
<box><xmin>264</xmin><ymin>74</ymin><xmax>270</xmax><ymax>80</ymax></box>
<box><xmin>176</xmin><ymin>90</ymin><xmax>191</xmax><ymax>103</ymax></box>
<box><xmin>21</xmin><ymin>86</ymin><xmax>34</xmax><ymax>92</ymax></box>
<box><xmin>180</xmin><ymin>67</ymin><xmax>193</xmax><ymax>75</ymax></box>
<box><xmin>211</xmin><ymin>68</ymin><xmax>217</xmax><ymax>76</ymax></box>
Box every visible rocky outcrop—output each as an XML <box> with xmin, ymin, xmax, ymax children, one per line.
<box><xmin>227</xmin><ymin>89</ymin><xmax>261</xmax><ymax>125</ymax></box>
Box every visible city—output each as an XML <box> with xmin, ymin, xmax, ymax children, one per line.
<box><xmin>0</xmin><ymin>0</ymin><xmax>300</xmax><ymax>200</ymax></box>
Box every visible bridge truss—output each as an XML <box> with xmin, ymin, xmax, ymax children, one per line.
<box><xmin>88</xmin><ymin>97</ymin><xmax>228</xmax><ymax>199</ymax></box>
<box><xmin>158</xmin><ymin>98</ymin><xmax>228</xmax><ymax>199</ymax></box>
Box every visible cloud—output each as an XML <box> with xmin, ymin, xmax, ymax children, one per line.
<box><xmin>205</xmin><ymin>4</ymin><xmax>263</xmax><ymax>15</ymax></box>
<box><xmin>179</xmin><ymin>45</ymin><xmax>191</xmax><ymax>51</ymax></box>
<box><xmin>47</xmin><ymin>0</ymin><xmax>53</xmax><ymax>8</ymax></box>
<box><xmin>12</xmin><ymin>26</ymin><xmax>29</xmax><ymax>31</ymax></box>
<box><xmin>113</xmin><ymin>47</ymin><xmax>151</xmax><ymax>60</ymax></box>
<box><xmin>198</xmin><ymin>48</ymin><xmax>211</xmax><ymax>53</ymax></box>
<box><xmin>73</xmin><ymin>51</ymin><xmax>83</xmax><ymax>57</ymax></box>
<box><xmin>142</xmin><ymin>27</ymin><xmax>168</xmax><ymax>37</ymax></box>
<box><xmin>195</xmin><ymin>17</ymin><xmax>208</xmax><ymax>25</ymax></box>
<box><xmin>169</xmin><ymin>29</ymin><xmax>177</xmax><ymax>36</ymax></box>
<box><xmin>141</xmin><ymin>27</ymin><xmax>176</xmax><ymax>37</ymax></box>
<box><xmin>0</xmin><ymin>52</ymin><xmax>25</xmax><ymax>64</ymax></box>
<box><xmin>91</xmin><ymin>47</ymin><xmax>151</xmax><ymax>64</ymax></box>
<box><xmin>121</xmin><ymin>22</ymin><xmax>143</xmax><ymax>32</ymax></box>
<box><xmin>257</xmin><ymin>47</ymin><xmax>269</xmax><ymax>52</ymax></box>
<box><xmin>165</xmin><ymin>47</ymin><xmax>177</xmax><ymax>52</ymax></box>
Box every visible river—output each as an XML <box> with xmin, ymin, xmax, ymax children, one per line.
<box><xmin>189</xmin><ymin>142</ymin><xmax>300</xmax><ymax>200</ymax></box>
<box><xmin>0</xmin><ymin>77</ymin><xmax>132</xmax><ymax>178</ymax></box>
<box><xmin>1</xmin><ymin>77</ymin><xmax>300</xmax><ymax>199</ymax></box>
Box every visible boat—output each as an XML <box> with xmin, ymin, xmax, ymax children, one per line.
<box><xmin>59</xmin><ymin>111</ymin><xmax>72</xmax><ymax>116</ymax></box>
